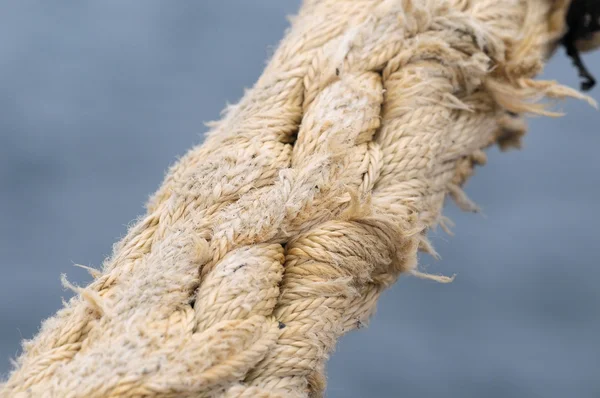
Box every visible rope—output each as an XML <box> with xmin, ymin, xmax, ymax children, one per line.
<box><xmin>1</xmin><ymin>0</ymin><xmax>595</xmax><ymax>397</ymax></box>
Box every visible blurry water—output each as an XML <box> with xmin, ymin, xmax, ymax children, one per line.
<box><xmin>0</xmin><ymin>2</ymin><xmax>598</xmax><ymax>397</ymax></box>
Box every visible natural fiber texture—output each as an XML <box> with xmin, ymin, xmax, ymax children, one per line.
<box><xmin>1</xmin><ymin>0</ymin><xmax>596</xmax><ymax>397</ymax></box>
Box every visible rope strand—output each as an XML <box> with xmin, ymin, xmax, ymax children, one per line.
<box><xmin>2</xmin><ymin>1</ymin><xmax>594</xmax><ymax>397</ymax></box>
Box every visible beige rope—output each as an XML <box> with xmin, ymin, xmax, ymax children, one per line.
<box><xmin>1</xmin><ymin>0</ymin><xmax>596</xmax><ymax>397</ymax></box>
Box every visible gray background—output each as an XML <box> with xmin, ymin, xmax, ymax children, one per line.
<box><xmin>0</xmin><ymin>2</ymin><xmax>598</xmax><ymax>397</ymax></box>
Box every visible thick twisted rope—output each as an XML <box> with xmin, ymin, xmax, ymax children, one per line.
<box><xmin>1</xmin><ymin>0</ymin><xmax>595</xmax><ymax>397</ymax></box>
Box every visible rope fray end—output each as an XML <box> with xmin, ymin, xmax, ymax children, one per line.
<box><xmin>485</xmin><ymin>78</ymin><xmax>598</xmax><ymax>117</ymax></box>
<box><xmin>414</xmin><ymin>235</ymin><xmax>452</xmax><ymax>283</ymax></box>
<box><xmin>410</xmin><ymin>269</ymin><xmax>456</xmax><ymax>283</ymax></box>
<box><xmin>436</xmin><ymin>215</ymin><xmax>455</xmax><ymax>236</ymax></box>
<box><xmin>60</xmin><ymin>274</ymin><xmax>108</xmax><ymax>316</ymax></box>
<box><xmin>73</xmin><ymin>263</ymin><xmax>101</xmax><ymax>279</ymax></box>
<box><xmin>338</xmin><ymin>189</ymin><xmax>373</xmax><ymax>220</ymax></box>
<box><xmin>418</xmin><ymin>234</ymin><xmax>441</xmax><ymax>260</ymax></box>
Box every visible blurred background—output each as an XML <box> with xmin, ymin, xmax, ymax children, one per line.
<box><xmin>0</xmin><ymin>2</ymin><xmax>598</xmax><ymax>397</ymax></box>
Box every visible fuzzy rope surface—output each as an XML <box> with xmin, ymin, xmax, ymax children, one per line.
<box><xmin>1</xmin><ymin>0</ymin><xmax>595</xmax><ymax>397</ymax></box>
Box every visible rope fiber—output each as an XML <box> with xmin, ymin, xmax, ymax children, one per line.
<box><xmin>1</xmin><ymin>0</ymin><xmax>596</xmax><ymax>397</ymax></box>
